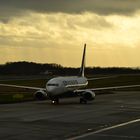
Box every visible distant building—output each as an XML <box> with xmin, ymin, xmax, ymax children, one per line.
<box><xmin>41</xmin><ymin>70</ymin><xmax>53</xmax><ymax>75</ymax></box>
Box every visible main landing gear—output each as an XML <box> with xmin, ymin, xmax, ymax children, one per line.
<box><xmin>80</xmin><ymin>97</ymin><xmax>87</xmax><ymax>104</ymax></box>
<box><xmin>51</xmin><ymin>98</ymin><xmax>87</xmax><ymax>104</ymax></box>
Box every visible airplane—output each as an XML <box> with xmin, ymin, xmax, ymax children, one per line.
<box><xmin>0</xmin><ymin>44</ymin><xmax>140</xmax><ymax>104</ymax></box>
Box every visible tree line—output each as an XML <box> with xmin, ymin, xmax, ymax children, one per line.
<box><xmin>0</xmin><ymin>61</ymin><xmax>139</xmax><ymax>75</ymax></box>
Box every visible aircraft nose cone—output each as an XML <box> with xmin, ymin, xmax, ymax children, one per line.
<box><xmin>46</xmin><ymin>86</ymin><xmax>55</xmax><ymax>93</ymax></box>
<box><xmin>46</xmin><ymin>78</ymin><xmax>59</xmax><ymax>94</ymax></box>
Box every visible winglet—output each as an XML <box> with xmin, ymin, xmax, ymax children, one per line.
<box><xmin>79</xmin><ymin>44</ymin><xmax>86</xmax><ymax>77</ymax></box>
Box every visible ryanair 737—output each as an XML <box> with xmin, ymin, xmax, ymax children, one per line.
<box><xmin>0</xmin><ymin>44</ymin><xmax>140</xmax><ymax>104</ymax></box>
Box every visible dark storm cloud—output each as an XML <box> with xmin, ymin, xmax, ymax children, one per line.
<box><xmin>0</xmin><ymin>0</ymin><xmax>140</xmax><ymax>21</ymax></box>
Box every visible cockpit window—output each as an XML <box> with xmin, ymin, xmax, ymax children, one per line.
<box><xmin>47</xmin><ymin>83</ymin><xmax>59</xmax><ymax>86</ymax></box>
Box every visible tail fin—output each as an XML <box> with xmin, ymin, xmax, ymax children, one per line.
<box><xmin>79</xmin><ymin>44</ymin><xmax>86</xmax><ymax>77</ymax></box>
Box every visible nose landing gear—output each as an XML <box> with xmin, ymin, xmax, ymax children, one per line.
<box><xmin>51</xmin><ymin>98</ymin><xmax>59</xmax><ymax>104</ymax></box>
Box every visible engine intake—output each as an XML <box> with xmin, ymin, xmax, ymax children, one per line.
<box><xmin>82</xmin><ymin>90</ymin><xmax>95</xmax><ymax>101</ymax></box>
<box><xmin>34</xmin><ymin>90</ymin><xmax>47</xmax><ymax>100</ymax></box>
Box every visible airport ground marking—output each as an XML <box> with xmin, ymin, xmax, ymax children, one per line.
<box><xmin>94</xmin><ymin>134</ymin><xmax>140</xmax><ymax>139</ymax></box>
<box><xmin>67</xmin><ymin>118</ymin><xmax>140</xmax><ymax>140</ymax></box>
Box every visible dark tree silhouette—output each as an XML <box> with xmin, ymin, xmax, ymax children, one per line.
<box><xmin>0</xmin><ymin>61</ymin><xmax>139</xmax><ymax>76</ymax></box>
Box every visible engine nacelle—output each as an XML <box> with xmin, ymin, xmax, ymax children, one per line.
<box><xmin>82</xmin><ymin>90</ymin><xmax>95</xmax><ymax>101</ymax></box>
<box><xmin>34</xmin><ymin>90</ymin><xmax>47</xmax><ymax>100</ymax></box>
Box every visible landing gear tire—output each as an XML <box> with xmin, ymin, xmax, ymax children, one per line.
<box><xmin>51</xmin><ymin>98</ymin><xmax>59</xmax><ymax>104</ymax></box>
<box><xmin>80</xmin><ymin>98</ymin><xmax>87</xmax><ymax>104</ymax></box>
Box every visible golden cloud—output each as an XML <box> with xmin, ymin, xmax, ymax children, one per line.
<box><xmin>0</xmin><ymin>11</ymin><xmax>140</xmax><ymax>67</ymax></box>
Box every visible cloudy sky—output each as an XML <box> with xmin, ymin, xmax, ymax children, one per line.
<box><xmin>0</xmin><ymin>0</ymin><xmax>140</xmax><ymax>67</ymax></box>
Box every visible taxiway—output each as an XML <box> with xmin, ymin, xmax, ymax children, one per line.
<box><xmin>0</xmin><ymin>91</ymin><xmax>140</xmax><ymax>140</ymax></box>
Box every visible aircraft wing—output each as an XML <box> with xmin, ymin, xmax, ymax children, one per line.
<box><xmin>0</xmin><ymin>84</ymin><xmax>46</xmax><ymax>90</ymax></box>
<box><xmin>75</xmin><ymin>84</ymin><xmax>140</xmax><ymax>92</ymax></box>
<box><xmin>87</xmin><ymin>75</ymin><xmax>119</xmax><ymax>81</ymax></box>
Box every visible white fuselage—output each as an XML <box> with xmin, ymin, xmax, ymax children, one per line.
<box><xmin>46</xmin><ymin>76</ymin><xmax>88</xmax><ymax>96</ymax></box>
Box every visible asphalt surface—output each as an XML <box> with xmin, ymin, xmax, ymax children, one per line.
<box><xmin>0</xmin><ymin>91</ymin><xmax>140</xmax><ymax>140</ymax></box>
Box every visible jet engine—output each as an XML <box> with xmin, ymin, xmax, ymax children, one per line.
<box><xmin>34</xmin><ymin>90</ymin><xmax>48</xmax><ymax>100</ymax></box>
<box><xmin>81</xmin><ymin>90</ymin><xmax>95</xmax><ymax>103</ymax></box>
